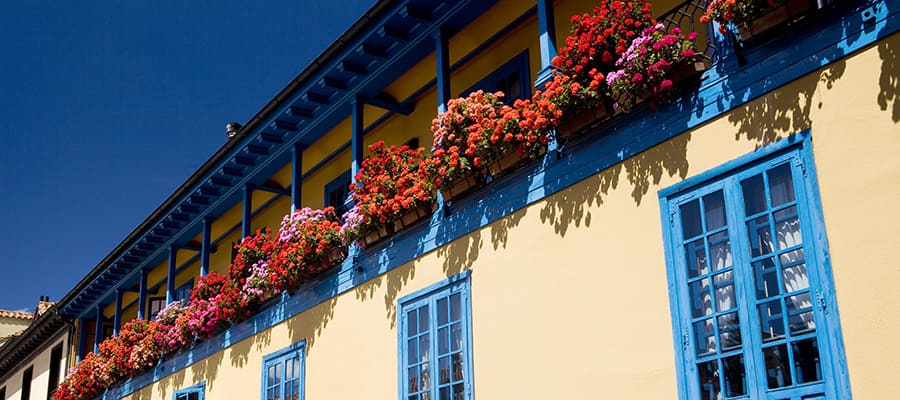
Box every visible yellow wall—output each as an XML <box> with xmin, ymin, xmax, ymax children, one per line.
<box><xmin>118</xmin><ymin>28</ymin><xmax>900</xmax><ymax>400</ymax></box>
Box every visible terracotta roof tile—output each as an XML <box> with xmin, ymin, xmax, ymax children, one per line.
<box><xmin>0</xmin><ymin>309</ymin><xmax>33</xmax><ymax>320</ymax></box>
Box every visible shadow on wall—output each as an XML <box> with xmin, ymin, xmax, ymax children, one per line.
<box><xmin>877</xmin><ymin>35</ymin><xmax>899</xmax><ymax>122</ymax></box>
<box><xmin>353</xmin><ymin>258</ymin><xmax>414</xmax><ymax>330</ymax></box>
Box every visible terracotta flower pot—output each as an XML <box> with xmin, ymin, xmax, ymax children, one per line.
<box><xmin>557</xmin><ymin>102</ymin><xmax>612</xmax><ymax>142</ymax></box>
<box><xmin>739</xmin><ymin>0</ymin><xmax>812</xmax><ymax>41</ymax></box>
<box><xmin>440</xmin><ymin>173</ymin><xmax>484</xmax><ymax>202</ymax></box>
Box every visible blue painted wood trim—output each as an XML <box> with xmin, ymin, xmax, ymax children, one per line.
<box><xmin>259</xmin><ymin>340</ymin><xmax>306</xmax><ymax>400</ymax></box>
<box><xmin>435</xmin><ymin>27</ymin><xmax>451</xmax><ymax>113</ymax></box>
<box><xmin>137</xmin><ymin>269</ymin><xmax>147</xmax><ymax>320</ymax></box>
<box><xmin>93</xmin><ymin>305</ymin><xmax>102</xmax><ymax>353</ymax></box>
<box><xmin>535</xmin><ymin>0</ymin><xmax>557</xmax><ymax>88</ymax></box>
<box><xmin>242</xmin><ymin>183</ymin><xmax>254</xmax><ymax>240</ymax></box>
<box><xmin>113</xmin><ymin>290</ymin><xmax>123</xmax><ymax>337</ymax></box>
<box><xmin>77</xmin><ymin>318</ymin><xmax>87</xmax><ymax>362</ymax></box>
<box><xmin>166</xmin><ymin>246</ymin><xmax>177</xmax><ymax>304</ymax></box>
<box><xmin>351</xmin><ymin>98</ymin><xmax>365</xmax><ymax>182</ymax></box>
<box><xmin>172</xmin><ymin>381</ymin><xmax>205</xmax><ymax>400</ymax></box>
<box><xmin>291</xmin><ymin>143</ymin><xmax>303</xmax><ymax>211</ymax></box>
<box><xmin>200</xmin><ymin>217</ymin><xmax>211</xmax><ymax>277</ymax></box>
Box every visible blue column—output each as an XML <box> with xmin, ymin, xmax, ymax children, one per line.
<box><xmin>200</xmin><ymin>216</ymin><xmax>212</xmax><ymax>276</ymax></box>
<box><xmin>292</xmin><ymin>143</ymin><xmax>303</xmax><ymax>211</ymax></box>
<box><xmin>77</xmin><ymin>318</ymin><xmax>87</xmax><ymax>361</ymax></box>
<box><xmin>351</xmin><ymin>98</ymin><xmax>365</xmax><ymax>182</ymax></box>
<box><xmin>166</xmin><ymin>246</ymin><xmax>177</xmax><ymax>304</ymax></box>
<box><xmin>242</xmin><ymin>183</ymin><xmax>254</xmax><ymax>239</ymax></box>
<box><xmin>93</xmin><ymin>305</ymin><xmax>103</xmax><ymax>353</ymax></box>
<box><xmin>137</xmin><ymin>269</ymin><xmax>148</xmax><ymax>320</ymax></box>
<box><xmin>113</xmin><ymin>290</ymin><xmax>123</xmax><ymax>337</ymax></box>
<box><xmin>535</xmin><ymin>0</ymin><xmax>558</xmax><ymax>89</ymax></box>
<box><xmin>435</xmin><ymin>28</ymin><xmax>451</xmax><ymax>113</ymax></box>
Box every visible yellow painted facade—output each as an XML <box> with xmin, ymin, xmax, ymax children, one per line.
<box><xmin>110</xmin><ymin>28</ymin><xmax>900</xmax><ymax>400</ymax></box>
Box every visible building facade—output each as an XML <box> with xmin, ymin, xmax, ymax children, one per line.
<box><xmin>0</xmin><ymin>303</ymin><xmax>69</xmax><ymax>400</ymax></box>
<box><xmin>44</xmin><ymin>0</ymin><xmax>900</xmax><ymax>399</ymax></box>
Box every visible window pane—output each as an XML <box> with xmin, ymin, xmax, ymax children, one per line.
<box><xmin>697</xmin><ymin>360</ymin><xmax>720</xmax><ymax>400</ymax></box>
<box><xmin>774</xmin><ymin>206</ymin><xmax>802</xmax><ymax>250</ymax></box>
<box><xmin>741</xmin><ymin>174</ymin><xmax>767</xmax><ymax>216</ymax></box>
<box><xmin>681</xmin><ymin>200</ymin><xmax>703</xmax><ymax>239</ymax></box>
<box><xmin>747</xmin><ymin>215</ymin><xmax>773</xmax><ymax>257</ymax></box>
<box><xmin>450</xmin><ymin>293</ymin><xmax>461</xmax><ymax>322</ymax></box>
<box><xmin>753</xmin><ymin>257</ymin><xmax>779</xmax><ymax>299</ymax></box>
<box><xmin>780</xmin><ymin>249</ymin><xmax>808</xmax><ymax>293</ymax></box>
<box><xmin>439</xmin><ymin>356</ymin><xmax>450</xmax><ymax>384</ymax></box>
<box><xmin>408</xmin><ymin>365</ymin><xmax>419</xmax><ymax>392</ymax></box>
<box><xmin>694</xmin><ymin>318</ymin><xmax>716</xmax><ymax>356</ymax></box>
<box><xmin>758</xmin><ymin>300</ymin><xmax>786</xmax><ymax>341</ymax></box>
<box><xmin>689</xmin><ymin>278</ymin><xmax>712</xmax><ymax>318</ymax></box>
<box><xmin>452</xmin><ymin>383</ymin><xmax>465</xmax><ymax>400</ymax></box>
<box><xmin>763</xmin><ymin>345</ymin><xmax>793</xmax><ymax>388</ymax></box>
<box><xmin>408</xmin><ymin>338</ymin><xmax>418</xmax><ymax>364</ymax></box>
<box><xmin>408</xmin><ymin>310</ymin><xmax>417</xmax><ymax>336</ymax></box>
<box><xmin>421</xmin><ymin>362</ymin><xmax>431</xmax><ymax>390</ymax></box>
<box><xmin>451</xmin><ymin>323</ymin><xmax>463</xmax><ymax>351</ymax></box>
<box><xmin>792</xmin><ymin>338</ymin><xmax>822</xmax><ymax>384</ymax></box>
<box><xmin>768</xmin><ymin>164</ymin><xmax>795</xmax><ymax>207</ymax></box>
<box><xmin>685</xmin><ymin>239</ymin><xmax>708</xmax><ymax>278</ymax></box>
<box><xmin>785</xmin><ymin>293</ymin><xmax>816</xmax><ymax>334</ymax></box>
<box><xmin>452</xmin><ymin>353</ymin><xmax>465</xmax><ymax>382</ymax></box>
<box><xmin>437</xmin><ymin>297</ymin><xmax>448</xmax><ymax>326</ymax></box>
<box><xmin>440</xmin><ymin>387</ymin><xmax>450</xmax><ymax>400</ymax></box>
<box><xmin>717</xmin><ymin>312</ymin><xmax>742</xmax><ymax>350</ymax></box>
<box><xmin>419</xmin><ymin>307</ymin><xmax>430</xmax><ymax>332</ymax></box>
<box><xmin>722</xmin><ymin>355</ymin><xmax>746</xmax><ymax>397</ymax></box>
<box><xmin>704</xmin><ymin>191</ymin><xmax>727</xmax><ymax>230</ymax></box>
<box><xmin>420</xmin><ymin>334</ymin><xmax>431</xmax><ymax>362</ymax></box>
<box><xmin>708</xmin><ymin>231</ymin><xmax>731</xmax><ymax>272</ymax></box>
<box><xmin>438</xmin><ymin>326</ymin><xmax>449</xmax><ymax>354</ymax></box>
<box><xmin>713</xmin><ymin>271</ymin><xmax>736</xmax><ymax>312</ymax></box>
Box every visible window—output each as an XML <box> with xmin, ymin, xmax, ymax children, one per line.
<box><xmin>47</xmin><ymin>343</ymin><xmax>63</xmax><ymax>400</ymax></box>
<box><xmin>174</xmin><ymin>280</ymin><xmax>193</xmax><ymax>302</ymax></box>
<box><xmin>660</xmin><ymin>136</ymin><xmax>848</xmax><ymax>399</ymax></box>
<box><xmin>261</xmin><ymin>342</ymin><xmax>304</xmax><ymax>400</ymax></box>
<box><xmin>461</xmin><ymin>50</ymin><xmax>530</xmax><ymax>102</ymax></box>
<box><xmin>148</xmin><ymin>297</ymin><xmax>166</xmax><ymax>321</ymax></box>
<box><xmin>324</xmin><ymin>170</ymin><xmax>352</xmax><ymax>216</ymax></box>
<box><xmin>174</xmin><ymin>382</ymin><xmax>204</xmax><ymax>400</ymax></box>
<box><xmin>399</xmin><ymin>271</ymin><xmax>473</xmax><ymax>400</ymax></box>
<box><xmin>21</xmin><ymin>366</ymin><xmax>32</xmax><ymax>400</ymax></box>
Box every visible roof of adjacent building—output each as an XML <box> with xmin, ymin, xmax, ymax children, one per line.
<box><xmin>0</xmin><ymin>309</ymin><xmax>33</xmax><ymax>320</ymax></box>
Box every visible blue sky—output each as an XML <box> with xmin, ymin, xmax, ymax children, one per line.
<box><xmin>0</xmin><ymin>1</ymin><xmax>375</xmax><ymax>312</ymax></box>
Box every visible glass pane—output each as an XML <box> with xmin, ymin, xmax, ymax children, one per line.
<box><xmin>408</xmin><ymin>338</ymin><xmax>418</xmax><ymax>364</ymax></box>
<box><xmin>419</xmin><ymin>307</ymin><xmax>430</xmax><ymax>332</ymax></box>
<box><xmin>410</xmin><ymin>395</ymin><xmax>419</xmax><ymax>400</ymax></box>
<box><xmin>713</xmin><ymin>271</ymin><xmax>736</xmax><ymax>312</ymax></box>
<box><xmin>753</xmin><ymin>257</ymin><xmax>779</xmax><ymax>299</ymax></box>
<box><xmin>450</xmin><ymin>293</ymin><xmax>461</xmax><ymax>322</ymax></box>
<box><xmin>774</xmin><ymin>206</ymin><xmax>802</xmax><ymax>250</ymax></box>
<box><xmin>708</xmin><ymin>231</ymin><xmax>732</xmax><ymax>272</ymax></box>
<box><xmin>274</xmin><ymin>363</ymin><xmax>281</xmax><ymax>384</ymax></box>
<box><xmin>285</xmin><ymin>359</ymin><xmax>294</xmax><ymax>380</ymax></box>
<box><xmin>452</xmin><ymin>383</ymin><xmax>465</xmax><ymax>400</ymax></box>
<box><xmin>792</xmin><ymin>338</ymin><xmax>822</xmax><ymax>384</ymax></box>
<box><xmin>267</xmin><ymin>388</ymin><xmax>274</xmax><ymax>400</ymax></box>
<box><xmin>689</xmin><ymin>278</ymin><xmax>712</xmax><ymax>318</ymax></box>
<box><xmin>451</xmin><ymin>323</ymin><xmax>463</xmax><ymax>351</ymax></box>
<box><xmin>758</xmin><ymin>300</ymin><xmax>785</xmax><ymax>341</ymax></box>
<box><xmin>268</xmin><ymin>365</ymin><xmax>276</xmax><ymax>386</ymax></box>
<box><xmin>452</xmin><ymin>353</ymin><xmax>465</xmax><ymax>382</ymax></box>
<box><xmin>422</xmin><ymin>393</ymin><xmax>431</xmax><ymax>400</ymax></box>
<box><xmin>420</xmin><ymin>334</ymin><xmax>431</xmax><ymax>362</ymax></box>
<box><xmin>681</xmin><ymin>199</ymin><xmax>703</xmax><ymax>239</ymax></box>
<box><xmin>768</xmin><ymin>164</ymin><xmax>796</xmax><ymax>207</ymax></box>
<box><xmin>439</xmin><ymin>327</ymin><xmax>449</xmax><ymax>354</ymax></box>
<box><xmin>718</xmin><ymin>312</ymin><xmax>742</xmax><ymax>350</ymax></box>
<box><xmin>440</xmin><ymin>387</ymin><xmax>450</xmax><ymax>400</ymax></box>
<box><xmin>780</xmin><ymin>249</ymin><xmax>808</xmax><ymax>293</ymax></box>
<box><xmin>747</xmin><ymin>215</ymin><xmax>773</xmax><ymax>257</ymax></box>
<box><xmin>439</xmin><ymin>356</ymin><xmax>450</xmax><ymax>384</ymax></box>
<box><xmin>408</xmin><ymin>310</ymin><xmax>417</xmax><ymax>336</ymax></box>
<box><xmin>685</xmin><ymin>239</ymin><xmax>708</xmax><ymax>278</ymax></box>
<box><xmin>704</xmin><ymin>191</ymin><xmax>727</xmax><ymax>230</ymax></box>
<box><xmin>694</xmin><ymin>318</ymin><xmax>716</xmax><ymax>356</ymax></box>
<box><xmin>291</xmin><ymin>381</ymin><xmax>300</xmax><ymax>400</ymax></box>
<box><xmin>421</xmin><ymin>362</ymin><xmax>431</xmax><ymax>390</ymax></box>
<box><xmin>763</xmin><ymin>345</ymin><xmax>793</xmax><ymax>388</ymax></box>
<box><xmin>786</xmin><ymin>293</ymin><xmax>816</xmax><ymax>334</ymax></box>
<box><xmin>741</xmin><ymin>174</ymin><xmax>767</xmax><ymax>216</ymax></box>
<box><xmin>408</xmin><ymin>365</ymin><xmax>419</xmax><ymax>392</ymax></box>
<box><xmin>697</xmin><ymin>360</ymin><xmax>720</xmax><ymax>400</ymax></box>
<box><xmin>722</xmin><ymin>355</ymin><xmax>746</xmax><ymax>397</ymax></box>
<box><xmin>438</xmin><ymin>298</ymin><xmax>448</xmax><ymax>326</ymax></box>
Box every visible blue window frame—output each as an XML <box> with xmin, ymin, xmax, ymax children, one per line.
<box><xmin>173</xmin><ymin>382</ymin><xmax>204</xmax><ymax>400</ymax></box>
<box><xmin>659</xmin><ymin>133</ymin><xmax>849</xmax><ymax>399</ymax></box>
<box><xmin>324</xmin><ymin>170</ymin><xmax>352</xmax><ymax>216</ymax></box>
<box><xmin>261</xmin><ymin>341</ymin><xmax>305</xmax><ymax>400</ymax></box>
<box><xmin>398</xmin><ymin>271</ymin><xmax>474</xmax><ymax>400</ymax></box>
<box><xmin>461</xmin><ymin>50</ymin><xmax>530</xmax><ymax>102</ymax></box>
<box><xmin>174</xmin><ymin>280</ymin><xmax>193</xmax><ymax>302</ymax></box>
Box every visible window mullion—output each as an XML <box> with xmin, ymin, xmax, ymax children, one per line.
<box><xmin>723</xmin><ymin>174</ymin><xmax>766</xmax><ymax>398</ymax></box>
<box><xmin>430</xmin><ymin>296</ymin><xmax>440</xmax><ymax>400</ymax></box>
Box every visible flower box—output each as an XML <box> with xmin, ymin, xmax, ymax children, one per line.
<box><xmin>486</xmin><ymin>147</ymin><xmax>544</xmax><ymax>178</ymax></box>
<box><xmin>327</xmin><ymin>247</ymin><xmax>347</xmax><ymax>266</ymax></box>
<box><xmin>440</xmin><ymin>173</ymin><xmax>484</xmax><ymax>202</ymax></box>
<box><xmin>556</xmin><ymin>102</ymin><xmax>612</xmax><ymax>142</ymax></box>
<box><xmin>393</xmin><ymin>203</ymin><xmax>435</xmax><ymax>232</ymax></box>
<box><xmin>670</xmin><ymin>60</ymin><xmax>708</xmax><ymax>85</ymax></box>
<box><xmin>739</xmin><ymin>0</ymin><xmax>812</xmax><ymax>41</ymax></box>
<box><xmin>363</xmin><ymin>224</ymin><xmax>392</xmax><ymax>247</ymax></box>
